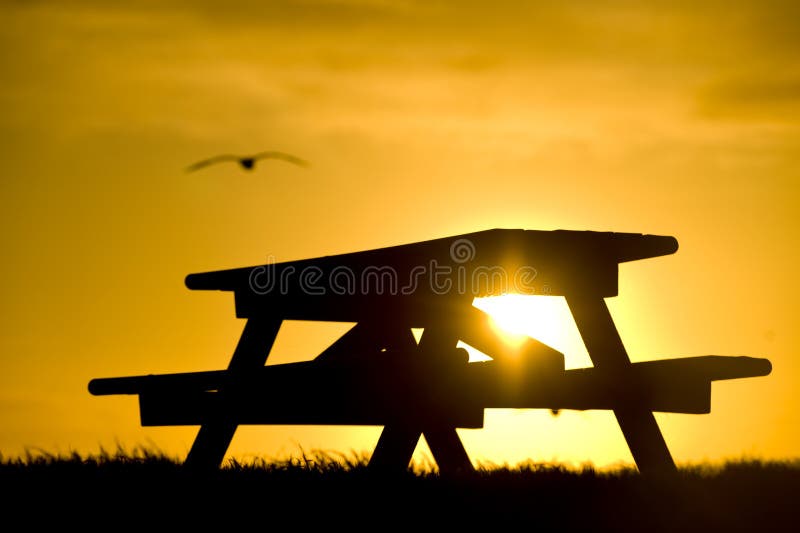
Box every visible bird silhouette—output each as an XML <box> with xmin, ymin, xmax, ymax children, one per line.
<box><xmin>186</xmin><ymin>151</ymin><xmax>308</xmax><ymax>172</ymax></box>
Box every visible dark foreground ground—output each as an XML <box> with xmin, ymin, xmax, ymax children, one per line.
<box><xmin>1</xmin><ymin>450</ymin><xmax>797</xmax><ymax>531</ymax></box>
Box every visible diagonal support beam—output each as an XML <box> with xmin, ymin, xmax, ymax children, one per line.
<box><xmin>315</xmin><ymin>319</ymin><xmax>416</xmax><ymax>363</ymax></box>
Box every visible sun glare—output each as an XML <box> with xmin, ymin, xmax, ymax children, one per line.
<box><xmin>471</xmin><ymin>294</ymin><xmax>591</xmax><ymax>369</ymax></box>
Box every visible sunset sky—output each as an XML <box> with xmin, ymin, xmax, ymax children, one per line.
<box><xmin>1</xmin><ymin>0</ymin><xmax>798</xmax><ymax>468</ymax></box>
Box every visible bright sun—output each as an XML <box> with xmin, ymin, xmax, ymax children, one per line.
<box><xmin>459</xmin><ymin>294</ymin><xmax>590</xmax><ymax>368</ymax></box>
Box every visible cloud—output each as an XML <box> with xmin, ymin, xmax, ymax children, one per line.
<box><xmin>697</xmin><ymin>76</ymin><xmax>800</xmax><ymax>123</ymax></box>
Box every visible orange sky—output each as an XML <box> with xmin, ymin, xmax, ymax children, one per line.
<box><xmin>1</xmin><ymin>0</ymin><xmax>798</xmax><ymax>467</ymax></box>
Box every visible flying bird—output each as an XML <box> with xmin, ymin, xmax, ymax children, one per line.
<box><xmin>186</xmin><ymin>151</ymin><xmax>309</xmax><ymax>172</ymax></box>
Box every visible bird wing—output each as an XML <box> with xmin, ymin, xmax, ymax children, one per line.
<box><xmin>251</xmin><ymin>151</ymin><xmax>309</xmax><ymax>167</ymax></box>
<box><xmin>185</xmin><ymin>154</ymin><xmax>241</xmax><ymax>172</ymax></box>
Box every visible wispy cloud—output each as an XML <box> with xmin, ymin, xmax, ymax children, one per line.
<box><xmin>697</xmin><ymin>76</ymin><xmax>800</xmax><ymax>123</ymax></box>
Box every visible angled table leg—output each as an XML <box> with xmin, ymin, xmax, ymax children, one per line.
<box><xmin>369</xmin><ymin>424</ymin><xmax>422</xmax><ymax>472</ymax></box>
<box><xmin>185</xmin><ymin>315</ymin><xmax>282</xmax><ymax>469</ymax></box>
<box><xmin>367</xmin><ymin>325</ymin><xmax>423</xmax><ymax>472</ymax></box>
<box><xmin>368</xmin><ymin>323</ymin><xmax>474</xmax><ymax>474</ymax></box>
<box><xmin>566</xmin><ymin>295</ymin><xmax>677</xmax><ymax>476</ymax></box>
<box><xmin>370</xmin><ymin>426</ymin><xmax>473</xmax><ymax>474</ymax></box>
<box><xmin>418</xmin><ymin>325</ymin><xmax>474</xmax><ymax>474</ymax></box>
<box><xmin>423</xmin><ymin>427</ymin><xmax>473</xmax><ymax>473</ymax></box>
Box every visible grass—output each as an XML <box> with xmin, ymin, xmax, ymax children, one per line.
<box><xmin>2</xmin><ymin>448</ymin><xmax>798</xmax><ymax>530</ymax></box>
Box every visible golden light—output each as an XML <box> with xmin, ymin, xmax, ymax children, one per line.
<box><xmin>455</xmin><ymin>294</ymin><xmax>627</xmax><ymax>468</ymax></box>
<box><xmin>469</xmin><ymin>294</ymin><xmax>592</xmax><ymax>369</ymax></box>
